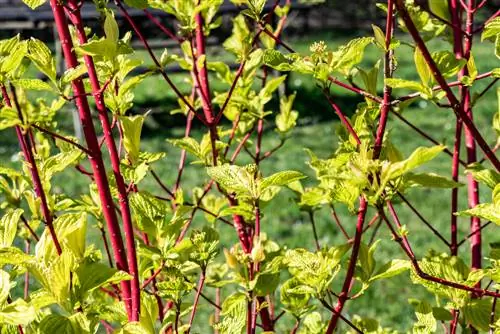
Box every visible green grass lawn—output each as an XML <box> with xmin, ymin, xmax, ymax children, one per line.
<box><xmin>1</xmin><ymin>29</ymin><xmax>498</xmax><ymax>332</ymax></box>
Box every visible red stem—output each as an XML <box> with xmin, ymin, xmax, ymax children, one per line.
<box><xmin>395</xmin><ymin>0</ymin><xmax>500</xmax><ymax>171</ymax></box>
<box><xmin>325</xmin><ymin>197</ymin><xmax>368</xmax><ymax>333</ymax></box>
<box><xmin>48</xmin><ymin>0</ymin><xmax>133</xmax><ymax>318</ymax></box>
<box><xmin>380</xmin><ymin>205</ymin><xmax>500</xmax><ymax>298</ymax></box>
<box><xmin>397</xmin><ymin>193</ymin><xmax>450</xmax><ymax>246</ymax></box>
<box><xmin>1</xmin><ymin>85</ymin><xmax>62</xmax><ymax>256</ymax></box>
<box><xmin>460</xmin><ymin>0</ymin><xmax>482</xmax><ymax>277</ymax></box>
<box><xmin>174</xmin><ymin>111</ymin><xmax>194</xmax><ymax>193</ymax></box>
<box><xmin>390</xmin><ymin>111</ymin><xmax>467</xmax><ymax>166</ymax></box>
<box><xmin>322</xmin><ymin>90</ymin><xmax>361</xmax><ymax>146</ymax></box>
<box><xmin>194</xmin><ymin>10</ymin><xmax>213</xmax><ymax>124</ymax></box>
<box><xmin>373</xmin><ymin>0</ymin><xmax>395</xmax><ymax>158</ymax></box>
<box><xmin>143</xmin><ymin>9</ymin><xmax>181</xmax><ymax>43</ymax></box>
<box><xmin>186</xmin><ymin>271</ymin><xmax>205</xmax><ymax>334</ymax></box>
<box><xmin>450</xmin><ymin>120</ymin><xmax>463</xmax><ymax>256</ymax></box>
<box><xmin>67</xmin><ymin>1</ymin><xmax>141</xmax><ymax>319</ymax></box>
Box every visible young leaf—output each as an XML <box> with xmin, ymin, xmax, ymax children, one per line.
<box><xmin>456</xmin><ymin>203</ymin><xmax>500</xmax><ymax>225</ymax></box>
<box><xmin>119</xmin><ymin>115</ymin><xmax>145</xmax><ymax>164</ymax></box>
<box><xmin>481</xmin><ymin>17</ymin><xmax>500</xmax><ymax>41</ymax></box>
<box><xmin>410</xmin><ymin>299</ymin><xmax>437</xmax><ymax>334</ymax></box>
<box><xmin>21</xmin><ymin>0</ymin><xmax>46</xmax><ymax>9</ymax></box>
<box><xmin>27</xmin><ymin>38</ymin><xmax>57</xmax><ymax>83</ymax></box>
<box><xmin>406</xmin><ymin>172</ymin><xmax>463</xmax><ymax>188</ymax></box>
<box><xmin>260</xmin><ymin>170</ymin><xmax>305</xmax><ymax>190</ymax></box>
<box><xmin>414</xmin><ymin>48</ymin><xmax>431</xmax><ymax>86</ymax></box>
<box><xmin>432</xmin><ymin>51</ymin><xmax>466</xmax><ymax>78</ymax></box>
<box><xmin>383</xmin><ymin>145</ymin><xmax>445</xmax><ymax>181</ymax></box>
<box><xmin>104</xmin><ymin>11</ymin><xmax>120</xmax><ymax>43</ymax></box>
<box><xmin>13</xmin><ymin>79</ymin><xmax>53</xmax><ymax>91</ymax></box>
<box><xmin>372</xmin><ymin>24</ymin><xmax>386</xmax><ymax>50</ymax></box>
<box><xmin>369</xmin><ymin>259</ymin><xmax>411</xmax><ymax>282</ymax></box>
<box><xmin>0</xmin><ymin>209</ymin><xmax>22</xmax><ymax>248</ymax></box>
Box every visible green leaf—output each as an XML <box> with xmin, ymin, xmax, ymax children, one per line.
<box><xmin>168</xmin><ymin>137</ymin><xmax>201</xmax><ymax>157</ymax></box>
<box><xmin>104</xmin><ymin>11</ymin><xmax>119</xmax><ymax>43</ymax></box>
<box><xmin>123</xmin><ymin>0</ymin><xmax>148</xmax><ymax>9</ymax></box>
<box><xmin>432</xmin><ymin>51</ymin><xmax>466</xmax><ymax>78</ymax></box>
<box><xmin>1</xmin><ymin>42</ymin><xmax>27</xmax><ymax>75</ymax></box>
<box><xmin>331</xmin><ymin>37</ymin><xmax>373</xmax><ymax>74</ymax></box>
<box><xmin>406</xmin><ymin>172</ymin><xmax>463</xmax><ymax>188</ymax></box>
<box><xmin>76</xmin><ymin>38</ymin><xmax>116</xmax><ymax>59</ymax></box>
<box><xmin>482</xmin><ymin>17</ymin><xmax>500</xmax><ymax>41</ymax></box>
<box><xmin>463</xmin><ymin>299</ymin><xmax>499</xmax><ymax>332</ymax></box>
<box><xmin>119</xmin><ymin>115</ymin><xmax>145</xmax><ymax>164</ymax></box>
<box><xmin>385</xmin><ymin>78</ymin><xmax>428</xmax><ymax>93</ymax></box>
<box><xmin>466</xmin><ymin>163</ymin><xmax>500</xmax><ymax>189</ymax></box>
<box><xmin>0</xmin><ymin>270</ymin><xmax>11</xmax><ymax>307</ymax></box>
<box><xmin>0</xmin><ymin>106</ymin><xmax>21</xmax><ymax>130</ymax></box>
<box><xmin>263</xmin><ymin>49</ymin><xmax>292</xmax><ymax>71</ymax></box>
<box><xmin>28</xmin><ymin>38</ymin><xmax>57</xmax><ymax>83</ymax></box>
<box><xmin>21</xmin><ymin>0</ymin><xmax>46</xmax><ymax>9</ymax></box>
<box><xmin>370</xmin><ymin>259</ymin><xmax>411</xmax><ymax>282</ymax></box>
<box><xmin>0</xmin><ymin>299</ymin><xmax>35</xmax><ymax>326</ymax></box>
<box><xmin>429</xmin><ymin>0</ymin><xmax>450</xmax><ymax>22</ymax></box>
<box><xmin>456</xmin><ymin>203</ymin><xmax>500</xmax><ymax>225</ymax></box>
<box><xmin>276</xmin><ymin>93</ymin><xmax>298</xmax><ymax>134</ymax></box>
<box><xmin>38</xmin><ymin>313</ymin><xmax>90</xmax><ymax>334</ymax></box>
<box><xmin>29</xmin><ymin>250</ymin><xmax>75</xmax><ymax>306</ymax></box>
<box><xmin>247</xmin><ymin>0</ymin><xmax>266</xmax><ymax>18</ymax></box>
<box><xmin>259</xmin><ymin>75</ymin><xmax>287</xmax><ymax>105</ymax></box>
<box><xmin>223</xmin><ymin>15</ymin><xmax>251</xmax><ymax>59</ymax></box>
<box><xmin>410</xmin><ymin>299</ymin><xmax>437</xmax><ymax>334</ymax></box>
<box><xmin>0</xmin><ymin>209</ymin><xmax>22</xmax><ymax>248</ymax></box>
<box><xmin>35</xmin><ymin>212</ymin><xmax>87</xmax><ymax>261</ymax></box>
<box><xmin>60</xmin><ymin>65</ymin><xmax>87</xmax><ymax>85</ymax></box>
<box><xmin>207</xmin><ymin>164</ymin><xmax>258</xmax><ymax>199</ymax></box>
<box><xmin>260</xmin><ymin>170</ymin><xmax>305</xmax><ymax>190</ymax></box>
<box><xmin>0</xmin><ymin>247</ymin><xmax>32</xmax><ymax>267</ymax></box>
<box><xmin>13</xmin><ymin>79</ymin><xmax>52</xmax><ymax>91</ymax></box>
<box><xmin>214</xmin><ymin>292</ymin><xmax>246</xmax><ymax>334</ymax></box>
<box><xmin>372</xmin><ymin>24</ymin><xmax>386</xmax><ymax>50</ymax></box>
<box><xmin>76</xmin><ymin>262</ymin><xmax>132</xmax><ymax>295</ymax></box>
<box><xmin>415</xmin><ymin>48</ymin><xmax>432</xmax><ymax>86</ymax></box>
<box><xmin>129</xmin><ymin>191</ymin><xmax>171</xmax><ymax>235</ymax></box>
<box><xmin>383</xmin><ymin>145</ymin><xmax>445</xmax><ymax>182</ymax></box>
<box><xmin>119</xmin><ymin>322</ymin><xmax>151</xmax><ymax>334</ymax></box>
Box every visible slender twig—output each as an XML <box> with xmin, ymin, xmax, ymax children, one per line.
<box><xmin>389</xmin><ymin>110</ymin><xmax>468</xmax><ymax>167</ymax></box>
<box><xmin>490</xmin><ymin>290</ymin><xmax>499</xmax><ymax>334</ymax></box>
<box><xmin>3</xmin><ymin>85</ymin><xmax>63</xmax><ymax>256</ymax></box>
<box><xmin>115</xmin><ymin>0</ymin><xmax>200</xmax><ymax>122</ymax></box>
<box><xmin>331</xmin><ymin>206</ymin><xmax>351</xmax><ymax>240</ymax></box>
<box><xmin>457</xmin><ymin>221</ymin><xmax>492</xmax><ymax>248</ymax></box>
<box><xmin>395</xmin><ymin>0</ymin><xmax>500</xmax><ymax>171</ymax></box>
<box><xmin>379</xmin><ymin>205</ymin><xmax>500</xmax><ymax>298</ymax></box>
<box><xmin>151</xmin><ymin>169</ymin><xmax>175</xmax><ymax>199</ymax></box>
<box><xmin>67</xmin><ymin>0</ymin><xmax>141</xmax><ymax>319</ymax></box>
<box><xmin>31</xmin><ymin>124</ymin><xmax>91</xmax><ymax>155</ymax></box>
<box><xmin>320</xmin><ymin>299</ymin><xmax>363</xmax><ymax>333</ymax></box>
<box><xmin>308</xmin><ymin>210</ymin><xmax>321</xmax><ymax>251</ymax></box>
<box><xmin>397</xmin><ymin>193</ymin><xmax>451</xmax><ymax>246</ymax></box>
<box><xmin>187</xmin><ymin>271</ymin><xmax>206</xmax><ymax>334</ymax></box>
<box><xmin>143</xmin><ymin>9</ymin><xmax>182</xmax><ymax>43</ymax></box>
<box><xmin>391</xmin><ymin>71</ymin><xmax>492</xmax><ymax>104</ymax></box>
<box><xmin>20</xmin><ymin>215</ymin><xmax>39</xmax><ymax>242</ymax></box>
<box><xmin>49</xmin><ymin>0</ymin><xmax>133</xmax><ymax>317</ymax></box>
<box><xmin>230</xmin><ymin>127</ymin><xmax>255</xmax><ymax>163</ymax></box>
<box><xmin>322</xmin><ymin>90</ymin><xmax>361</xmax><ymax>146</ymax></box>
<box><xmin>325</xmin><ymin>197</ymin><xmax>368</xmax><ymax>333</ymax></box>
